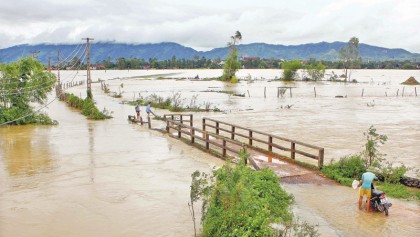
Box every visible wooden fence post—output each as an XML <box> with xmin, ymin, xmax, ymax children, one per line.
<box><xmin>291</xmin><ymin>142</ymin><xmax>296</xmax><ymax>160</ymax></box>
<box><xmin>205</xmin><ymin>132</ymin><xmax>210</xmax><ymax>150</ymax></box>
<box><xmin>249</xmin><ymin>131</ymin><xmax>253</xmax><ymax>146</ymax></box>
<box><xmin>191</xmin><ymin>128</ymin><xmax>195</xmax><ymax>144</ymax></box>
<box><xmin>190</xmin><ymin>114</ymin><xmax>193</xmax><ymax>127</ymax></box>
<box><xmin>223</xmin><ymin>139</ymin><xmax>227</xmax><ymax>157</ymax></box>
<box><xmin>166</xmin><ymin>120</ymin><xmax>169</xmax><ymax>133</ymax></box>
<box><xmin>231</xmin><ymin>126</ymin><xmax>235</xmax><ymax>140</ymax></box>
<box><xmin>268</xmin><ymin>136</ymin><xmax>273</xmax><ymax>152</ymax></box>
<box><xmin>180</xmin><ymin>115</ymin><xmax>183</xmax><ymax>124</ymax></box>
<box><xmin>216</xmin><ymin>122</ymin><xmax>219</xmax><ymax>134</ymax></box>
<box><xmin>202</xmin><ymin>118</ymin><xmax>206</xmax><ymax>131</ymax></box>
<box><xmin>177</xmin><ymin>124</ymin><xmax>181</xmax><ymax>138</ymax></box>
<box><xmin>318</xmin><ymin>148</ymin><xmax>324</xmax><ymax>168</ymax></box>
<box><xmin>147</xmin><ymin>116</ymin><xmax>151</xmax><ymax>129</ymax></box>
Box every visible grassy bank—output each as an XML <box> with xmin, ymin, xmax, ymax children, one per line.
<box><xmin>321</xmin><ymin>155</ymin><xmax>419</xmax><ymax>201</ymax></box>
<box><xmin>64</xmin><ymin>93</ymin><xmax>112</xmax><ymax>120</ymax></box>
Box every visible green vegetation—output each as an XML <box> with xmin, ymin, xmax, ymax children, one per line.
<box><xmin>221</xmin><ymin>31</ymin><xmax>242</xmax><ymax>83</ymax></box>
<box><xmin>0</xmin><ymin>57</ymin><xmax>56</xmax><ymax>125</ymax></box>
<box><xmin>303</xmin><ymin>62</ymin><xmax>326</xmax><ymax>81</ymax></box>
<box><xmin>127</xmin><ymin>92</ymin><xmax>220</xmax><ymax>112</ymax></box>
<box><xmin>281</xmin><ymin>60</ymin><xmax>302</xmax><ymax>81</ymax></box>
<box><xmin>64</xmin><ymin>93</ymin><xmax>112</xmax><ymax>120</ymax></box>
<box><xmin>339</xmin><ymin>37</ymin><xmax>362</xmax><ymax>81</ymax></box>
<box><xmin>321</xmin><ymin>126</ymin><xmax>419</xmax><ymax>201</ymax></box>
<box><xmin>362</xmin><ymin>125</ymin><xmax>388</xmax><ymax>168</ymax></box>
<box><xmin>190</xmin><ymin>151</ymin><xmax>319</xmax><ymax>237</ymax></box>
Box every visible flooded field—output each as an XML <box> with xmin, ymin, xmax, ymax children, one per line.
<box><xmin>1</xmin><ymin>69</ymin><xmax>419</xmax><ymax>236</ymax></box>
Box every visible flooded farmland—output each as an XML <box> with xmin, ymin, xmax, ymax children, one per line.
<box><xmin>1</xmin><ymin>69</ymin><xmax>419</xmax><ymax>236</ymax></box>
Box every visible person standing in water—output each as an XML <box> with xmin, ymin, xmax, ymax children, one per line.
<box><xmin>358</xmin><ymin>171</ymin><xmax>377</xmax><ymax>212</ymax></box>
<box><xmin>146</xmin><ymin>102</ymin><xmax>152</xmax><ymax>117</ymax></box>
<box><xmin>135</xmin><ymin>103</ymin><xmax>141</xmax><ymax>120</ymax></box>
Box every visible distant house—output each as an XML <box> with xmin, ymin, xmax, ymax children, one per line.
<box><xmin>241</xmin><ymin>56</ymin><xmax>260</xmax><ymax>61</ymax></box>
<box><xmin>96</xmin><ymin>64</ymin><xmax>106</xmax><ymax>70</ymax></box>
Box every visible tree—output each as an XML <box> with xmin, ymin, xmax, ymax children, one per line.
<box><xmin>339</xmin><ymin>37</ymin><xmax>362</xmax><ymax>81</ymax></box>
<box><xmin>281</xmin><ymin>60</ymin><xmax>302</xmax><ymax>81</ymax></box>
<box><xmin>304</xmin><ymin>62</ymin><xmax>326</xmax><ymax>81</ymax></box>
<box><xmin>0</xmin><ymin>57</ymin><xmax>56</xmax><ymax>125</ymax></box>
<box><xmin>221</xmin><ymin>31</ymin><xmax>242</xmax><ymax>82</ymax></box>
<box><xmin>362</xmin><ymin>126</ymin><xmax>388</xmax><ymax>168</ymax></box>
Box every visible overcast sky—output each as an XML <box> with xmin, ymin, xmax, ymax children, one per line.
<box><xmin>0</xmin><ymin>0</ymin><xmax>419</xmax><ymax>52</ymax></box>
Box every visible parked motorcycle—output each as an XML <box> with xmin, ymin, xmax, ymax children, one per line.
<box><xmin>368</xmin><ymin>185</ymin><xmax>392</xmax><ymax>216</ymax></box>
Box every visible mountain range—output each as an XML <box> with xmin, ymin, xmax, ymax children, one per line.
<box><xmin>1</xmin><ymin>41</ymin><xmax>419</xmax><ymax>64</ymax></box>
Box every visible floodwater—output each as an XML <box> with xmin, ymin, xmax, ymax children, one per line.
<box><xmin>1</xmin><ymin>69</ymin><xmax>419</xmax><ymax>236</ymax></box>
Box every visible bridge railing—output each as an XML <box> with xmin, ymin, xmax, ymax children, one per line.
<box><xmin>163</xmin><ymin>114</ymin><xmax>193</xmax><ymax>127</ymax></box>
<box><xmin>202</xmin><ymin>117</ymin><xmax>324</xmax><ymax>167</ymax></box>
<box><xmin>166</xmin><ymin>119</ymin><xmax>246</xmax><ymax>159</ymax></box>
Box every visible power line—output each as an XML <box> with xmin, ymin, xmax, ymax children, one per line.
<box><xmin>0</xmin><ymin>43</ymin><xmax>90</xmax><ymax>125</ymax></box>
<box><xmin>0</xmin><ymin>63</ymin><xmax>84</xmax><ymax>126</ymax></box>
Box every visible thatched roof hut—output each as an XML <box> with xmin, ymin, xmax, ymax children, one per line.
<box><xmin>401</xmin><ymin>76</ymin><xmax>420</xmax><ymax>85</ymax></box>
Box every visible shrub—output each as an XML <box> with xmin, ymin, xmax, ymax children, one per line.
<box><xmin>379</xmin><ymin>162</ymin><xmax>408</xmax><ymax>184</ymax></box>
<box><xmin>281</xmin><ymin>60</ymin><xmax>302</xmax><ymax>81</ymax></box>
<box><xmin>321</xmin><ymin>155</ymin><xmax>366</xmax><ymax>186</ymax></box>
<box><xmin>64</xmin><ymin>93</ymin><xmax>112</xmax><ymax>120</ymax></box>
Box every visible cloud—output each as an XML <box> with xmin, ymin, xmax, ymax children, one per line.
<box><xmin>0</xmin><ymin>0</ymin><xmax>419</xmax><ymax>52</ymax></box>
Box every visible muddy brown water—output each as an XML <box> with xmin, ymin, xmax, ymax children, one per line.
<box><xmin>1</xmin><ymin>69</ymin><xmax>419</xmax><ymax>236</ymax></box>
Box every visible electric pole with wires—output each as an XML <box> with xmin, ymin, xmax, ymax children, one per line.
<box><xmin>82</xmin><ymin>37</ymin><xmax>94</xmax><ymax>99</ymax></box>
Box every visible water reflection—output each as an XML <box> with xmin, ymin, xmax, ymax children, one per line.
<box><xmin>88</xmin><ymin>122</ymin><xmax>95</xmax><ymax>183</ymax></box>
<box><xmin>0</xmin><ymin>126</ymin><xmax>54</xmax><ymax>177</ymax></box>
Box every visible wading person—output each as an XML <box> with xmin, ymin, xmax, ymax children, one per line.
<box><xmin>135</xmin><ymin>103</ymin><xmax>141</xmax><ymax>120</ymax></box>
<box><xmin>146</xmin><ymin>102</ymin><xmax>152</xmax><ymax>117</ymax></box>
<box><xmin>358</xmin><ymin>171</ymin><xmax>377</xmax><ymax>212</ymax></box>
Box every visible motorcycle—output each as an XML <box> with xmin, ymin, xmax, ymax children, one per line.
<box><xmin>368</xmin><ymin>184</ymin><xmax>392</xmax><ymax>216</ymax></box>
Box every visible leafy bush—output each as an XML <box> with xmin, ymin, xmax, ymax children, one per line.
<box><xmin>281</xmin><ymin>60</ymin><xmax>302</xmax><ymax>81</ymax></box>
<box><xmin>378</xmin><ymin>162</ymin><xmax>408</xmax><ymax>184</ymax></box>
<box><xmin>201</xmin><ymin>166</ymin><xmax>293</xmax><ymax>236</ymax></box>
<box><xmin>321</xmin><ymin>155</ymin><xmax>366</xmax><ymax>186</ymax></box>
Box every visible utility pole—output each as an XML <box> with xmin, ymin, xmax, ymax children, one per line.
<box><xmin>57</xmin><ymin>51</ymin><xmax>61</xmax><ymax>85</ymax></box>
<box><xmin>30</xmin><ymin>50</ymin><xmax>40</xmax><ymax>59</ymax></box>
<box><xmin>56</xmin><ymin>51</ymin><xmax>63</xmax><ymax>100</ymax></box>
<box><xmin>82</xmin><ymin>37</ymin><xmax>94</xmax><ymax>99</ymax></box>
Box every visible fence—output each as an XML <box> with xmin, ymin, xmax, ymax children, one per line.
<box><xmin>165</xmin><ymin>118</ymin><xmax>246</xmax><ymax>159</ymax></box>
<box><xmin>202</xmin><ymin>117</ymin><xmax>325</xmax><ymax>167</ymax></box>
